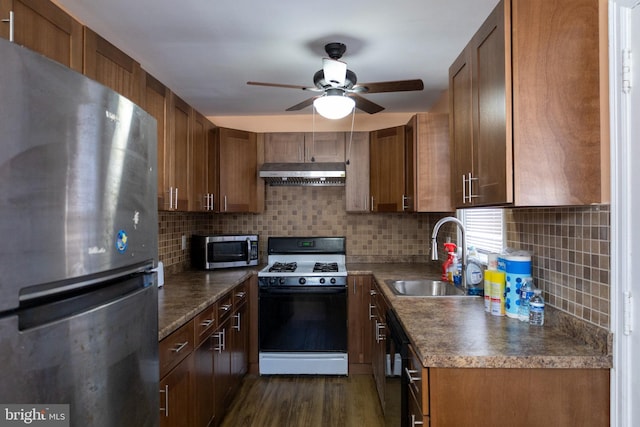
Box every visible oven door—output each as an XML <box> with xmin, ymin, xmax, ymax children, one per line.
<box><xmin>258</xmin><ymin>285</ymin><xmax>348</xmax><ymax>374</ymax></box>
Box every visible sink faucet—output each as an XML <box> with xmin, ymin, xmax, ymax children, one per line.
<box><xmin>430</xmin><ymin>216</ymin><xmax>467</xmax><ymax>291</ymax></box>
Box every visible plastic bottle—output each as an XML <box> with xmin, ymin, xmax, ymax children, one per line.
<box><xmin>518</xmin><ymin>278</ymin><xmax>535</xmax><ymax>322</ymax></box>
<box><xmin>442</xmin><ymin>242</ymin><xmax>457</xmax><ymax>281</ymax></box>
<box><xmin>529</xmin><ymin>289</ymin><xmax>545</xmax><ymax>326</ymax></box>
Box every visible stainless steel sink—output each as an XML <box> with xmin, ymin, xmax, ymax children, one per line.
<box><xmin>384</xmin><ymin>279</ymin><xmax>470</xmax><ymax>297</ymax></box>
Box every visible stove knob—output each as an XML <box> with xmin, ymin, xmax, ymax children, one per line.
<box><xmin>269</xmin><ymin>278</ymin><xmax>277</xmax><ymax>285</ymax></box>
<box><xmin>299</xmin><ymin>278</ymin><xmax>306</xmax><ymax>285</ymax></box>
<box><xmin>330</xmin><ymin>278</ymin><xmax>336</xmax><ymax>284</ymax></box>
<box><xmin>279</xmin><ymin>278</ymin><xmax>286</xmax><ymax>285</ymax></box>
<box><xmin>319</xmin><ymin>278</ymin><xmax>326</xmax><ymax>284</ymax></box>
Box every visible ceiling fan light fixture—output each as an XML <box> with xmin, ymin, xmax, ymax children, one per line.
<box><xmin>313</xmin><ymin>91</ymin><xmax>355</xmax><ymax>120</ymax></box>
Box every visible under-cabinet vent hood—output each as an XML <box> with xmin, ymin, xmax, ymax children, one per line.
<box><xmin>259</xmin><ymin>162</ymin><xmax>346</xmax><ymax>186</ymax></box>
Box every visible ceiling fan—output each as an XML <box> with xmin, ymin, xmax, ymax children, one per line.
<box><xmin>247</xmin><ymin>42</ymin><xmax>424</xmax><ymax>119</ymax></box>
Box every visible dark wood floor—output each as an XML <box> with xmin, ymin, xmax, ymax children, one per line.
<box><xmin>219</xmin><ymin>374</ymin><xmax>388</xmax><ymax>427</ymax></box>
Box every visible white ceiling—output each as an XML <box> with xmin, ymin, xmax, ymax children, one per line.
<box><xmin>53</xmin><ymin>0</ymin><xmax>499</xmax><ymax>118</ymax></box>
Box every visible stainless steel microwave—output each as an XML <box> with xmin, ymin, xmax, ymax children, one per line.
<box><xmin>191</xmin><ymin>234</ymin><xmax>259</xmax><ymax>270</ymax></box>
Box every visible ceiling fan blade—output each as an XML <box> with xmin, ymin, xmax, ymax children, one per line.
<box><xmin>247</xmin><ymin>81</ymin><xmax>311</xmax><ymax>90</ymax></box>
<box><xmin>286</xmin><ymin>96</ymin><xmax>318</xmax><ymax>112</ymax></box>
<box><xmin>355</xmin><ymin>79</ymin><xmax>424</xmax><ymax>94</ymax></box>
<box><xmin>322</xmin><ymin>58</ymin><xmax>347</xmax><ymax>87</ymax></box>
<box><xmin>349</xmin><ymin>94</ymin><xmax>385</xmax><ymax>114</ymax></box>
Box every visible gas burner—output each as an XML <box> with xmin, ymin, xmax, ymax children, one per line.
<box><xmin>313</xmin><ymin>262</ymin><xmax>339</xmax><ymax>273</ymax></box>
<box><xmin>269</xmin><ymin>262</ymin><xmax>297</xmax><ymax>273</ymax></box>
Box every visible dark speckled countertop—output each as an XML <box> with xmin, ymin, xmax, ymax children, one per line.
<box><xmin>158</xmin><ymin>263</ymin><xmax>612</xmax><ymax>369</ymax></box>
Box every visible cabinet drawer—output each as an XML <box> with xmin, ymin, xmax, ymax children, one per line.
<box><xmin>233</xmin><ymin>281</ymin><xmax>248</xmax><ymax>308</ymax></box>
<box><xmin>407</xmin><ymin>344</ymin><xmax>429</xmax><ymax>416</ymax></box>
<box><xmin>159</xmin><ymin>320</ymin><xmax>195</xmax><ymax>378</ymax></box>
<box><xmin>408</xmin><ymin>386</ymin><xmax>429</xmax><ymax>427</ymax></box>
<box><xmin>194</xmin><ymin>304</ymin><xmax>216</xmax><ymax>347</ymax></box>
<box><xmin>218</xmin><ymin>292</ymin><xmax>233</xmax><ymax>321</ymax></box>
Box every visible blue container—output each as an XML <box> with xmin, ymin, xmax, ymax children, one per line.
<box><xmin>498</xmin><ymin>255</ymin><xmax>532</xmax><ymax>318</ymax></box>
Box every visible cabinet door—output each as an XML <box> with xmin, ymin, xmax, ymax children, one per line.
<box><xmin>348</xmin><ymin>275</ymin><xmax>372</xmax><ymax>370</ymax></box>
<box><xmin>412</xmin><ymin>113</ymin><xmax>453</xmax><ymax>212</ymax></box>
<box><xmin>0</xmin><ymin>0</ymin><xmax>82</xmax><ymax>71</ymax></box>
<box><xmin>470</xmin><ymin>0</ymin><xmax>512</xmax><ymax>205</ymax></box>
<box><xmin>213</xmin><ymin>316</ymin><xmax>232</xmax><ymax>420</ymax></box>
<box><xmin>190</xmin><ymin>112</ymin><xmax>213</xmax><ymax>212</ymax></box>
<box><xmin>369</xmin><ymin>126</ymin><xmax>405</xmax><ymax>212</ymax></box>
<box><xmin>194</xmin><ymin>337</ymin><xmax>214</xmax><ymax>427</ymax></box>
<box><xmin>169</xmin><ymin>93</ymin><xmax>192</xmax><ymax>211</ymax></box>
<box><xmin>304</xmin><ymin>132</ymin><xmax>345</xmax><ymax>162</ymax></box>
<box><xmin>230</xmin><ymin>302</ymin><xmax>248</xmax><ymax>388</ymax></box>
<box><xmin>217</xmin><ymin>128</ymin><xmax>258</xmax><ymax>213</ymax></box>
<box><xmin>83</xmin><ymin>27</ymin><xmax>144</xmax><ymax>106</ymax></box>
<box><xmin>159</xmin><ymin>354</ymin><xmax>194</xmax><ymax>427</ymax></box>
<box><xmin>449</xmin><ymin>48</ymin><xmax>474</xmax><ymax>208</ymax></box>
<box><xmin>345</xmin><ymin>132</ymin><xmax>370</xmax><ymax>212</ymax></box>
<box><xmin>263</xmin><ymin>132</ymin><xmax>305</xmax><ymax>163</ymax></box>
<box><xmin>143</xmin><ymin>73</ymin><xmax>170</xmax><ymax>211</ymax></box>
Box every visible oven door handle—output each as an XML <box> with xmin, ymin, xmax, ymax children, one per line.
<box><xmin>259</xmin><ymin>286</ymin><xmax>346</xmax><ymax>294</ymax></box>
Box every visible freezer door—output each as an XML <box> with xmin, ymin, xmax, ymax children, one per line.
<box><xmin>0</xmin><ymin>38</ymin><xmax>158</xmax><ymax>311</ymax></box>
<box><xmin>0</xmin><ymin>274</ymin><xmax>159</xmax><ymax>427</ymax></box>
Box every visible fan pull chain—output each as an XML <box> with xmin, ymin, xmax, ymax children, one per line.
<box><xmin>345</xmin><ymin>108</ymin><xmax>355</xmax><ymax>165</ymax></box>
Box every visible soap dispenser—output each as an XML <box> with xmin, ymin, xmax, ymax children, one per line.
<box><xmin>442</xmin><ymin>242</ymin><xmax>457</xmax><ymax>282</ymax></box>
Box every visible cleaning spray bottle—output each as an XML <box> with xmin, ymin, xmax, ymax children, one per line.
<box><xmin>442</xmin><ymin>242</ymin><xmax>457</xmax><ymax>282</ymax></box>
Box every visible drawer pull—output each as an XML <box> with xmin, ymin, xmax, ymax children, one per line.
<box><xmin>172</xmin><ymin>341</ymin><xmax>189</xmax><ymax>353</ymax></box>
<box><xmin>159</xmin><ymin>384</ymin><xmax>169</xmax><ymax>417</ymax></box>
<box><xmin>405</xmin><ymin>367</ymin><xmax>421</xmax><ymax>383</ymax></box>
<box><xmin>411</xmin><ymin>414</ymin><xmax>424</xmax><ymax>426</ymax></box>
<box><xmin>235</xmin><ymin>291</ymin><xmax>246</xmax><ymax>299</ymax></box>
<box><xmin>220</xmin><ymin>303</ymin><xmax>232</xmax><ymax>312</ymax></box>
<box><xmin>214</xmin><ymin>329</ymin><xmax>226</xmax><ymax>353</ymax></box>
<box><xmin>200</xmin><ymin>319</ymin><xmax>213</xmax><ymax>327</ymax></box>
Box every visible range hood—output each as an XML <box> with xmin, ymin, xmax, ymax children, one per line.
<box><xmin>259</xmin><ymin>162</ymin><xmax>346</xmax><ymax>186</ymax></box>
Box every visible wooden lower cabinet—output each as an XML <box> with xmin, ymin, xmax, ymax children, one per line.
<box><xmin>348</xmin><ymin>275</ymin><xmax>372</xmax><ymax>373</ymax></box>
<box><xmin>370</xmin><ymin>280</ymin><xmax>388</xmax><ymax>409</ymax></box>
<box><xmin>160</xmin><ymin>280</ymin><xmax>250</xmax><ymax>427</ymax></box>
<box><xmin>160</xmin><ymin>354</ymin><xmax>194</xmax><ymax>427</ymax></box>
<box><xmin>427</xmin><ymin>367</ymin><xmax>609</xmax><ymax>427</ymax></box>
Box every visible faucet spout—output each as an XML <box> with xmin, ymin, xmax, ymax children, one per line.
<box><xmin>430</xmin><ymin>216</ymin><xmax>467</xmax><ymax>290</ymax></box>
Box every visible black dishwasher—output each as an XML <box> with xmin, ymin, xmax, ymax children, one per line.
<box><xmin>385</xmin><ymin>309</ymin><xmax>409</xmax><ymax>427</ymax></box>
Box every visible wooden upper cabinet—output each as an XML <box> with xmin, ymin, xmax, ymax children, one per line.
<box><xmin>0</xmin><ymin>0</ymin><xmax>83</xmax><ymax>71</ymax></box>
<box><xmin>369</xmin><ymin>126</ymin><xmax>405</xmax><ymax>212</ymax></box>
<box><xmin>216</xmin><ymin>128</ymin><xmax>260</xmax><ymax>213</ymax></box>
<box><xmin>303</xmin><ymin>132</ymin><xmax>345</xmax><ymax>162</ymax></box>
<box><xmin>406</xmin><ymin>113</ymin><xmax>453</xmax><ymax>212</ymax></box>
<box><xmin>449</xmin><ymin>0</ymin><xmax>607</xmax><ymax>208</ymax></box>
<box><xmin>143</xmin><ymin>73</ymin><xmax>170</xmax><ymax>211</ymax></box>
<box><xmin>189</xmin><ymin>112</ymin><xmax>215</xmax><ymax>212</ymax></box>
<box><xmin>263</xmin><ymin>132</ymin><xmax>345</xmax><ymax>163</ymax></box>
<box><xmin>169</xmin><ymin>93</ymin><xmax>192</xmax><ymax>211</ymax></box>
<box><xmin>264</xmin><ymin>132</ymin><xmax>305</xmax><ymax>163</ymax></box>
<box><xmin>83</xmin><ymin>27</ymin><xmax>143</xmax><ymax>105</ymax></box>
<box><xmin>345</xmin><ymin>132</ymin><xmax>370</xmax><ymax>212</ymax></box>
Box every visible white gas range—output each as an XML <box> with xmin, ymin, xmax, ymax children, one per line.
<box><xmin>257</xmin><ymin>237</ymin><xmax>348</xmax><ymax>375</ymax></box>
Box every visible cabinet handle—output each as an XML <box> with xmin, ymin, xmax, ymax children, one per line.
<box><xmin>200</xmin><ymin>319</ymin><xmax>214</xmax><ymax>328</ymax></box>
<box><xmin>411</xmin><ymin>414</ymin><xmax>424</xmax><ymax>426</ymax></box>
<box><xmin>233</xmin><ymin>313</ymin><xmax>241</xmax><ymax>331</ymax></box>
<box><xmin>159</xmin><ymin>384</ymin><xmax>169</xmax><ymax>417</ymax></box>
<box><xmin>370</xmin><ymin>196</ymin><xmax>374</xmax><ymax>212</ymax></box>
<box><xmin>172</xmin><ymin>341</ymin><xmax>189</xmax><ymax>353</ymax></box>
<box><xmin>370</xmin><ymin>289</ymin><xmax>377</xmax><ymax>296</ymax></box>
<box><xmin>224</xmin><ymin>195</ymin><xmax>227</xmax><ymax>212</ymax></box>
<box><xmin>174</xmin><ymin>187</ymin><xmax>179</xmax><ymax>209</ymax></box>
<box><xmin>214</xmin><ymin>329</ymin><xmax>226</xmax><ymax>352</ymax></box>
<box><xmin>1</xmin><ymin>11</ymin><xmax>14</xmax><ymax>42</ymax></box>
<box><xmin>352</xmin><ymin>278</ymin><xmax>357</xmax><ymax>295</ymax></box>
<box><xmin>376</xmin><ymin>321</ymin><xmax>386</xmax><ymax>343</ymax></box>
<box><xmin>168</xmin><ymin>187</ymin><xmax>174</xmax><ymax>210</ymax></box>
<box><xmin>369</xmin><ymin>303</ymin><xmax>377</xmax><ymax>320</ymax></box>
<box><xmin>405</xmin><ymin>367</ymin><xmax>421</xmax><ymax>384</ymax></box>
<box><xmin>402</xmin><ymin>194</ymin><xmax>410</xmax><ymax>211</ymax></box>
<box><xmin>235</xmin><ymin>291</ymin><xmax>246</xmax><ymax>299</ymax></box>
<box><xmin>220</xmin><ymin>303</ymin><xmax>232</xmax><ymax>312</ymax></box>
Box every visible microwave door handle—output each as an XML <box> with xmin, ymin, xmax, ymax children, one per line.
<box><xmin>246</xmin><ymin>238</ymin><xmax>251</xmax><ymax>264</ymax></box>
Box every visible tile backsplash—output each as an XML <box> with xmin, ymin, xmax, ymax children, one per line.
<box><xmin>158</xmin><ymin>187</ymin><xmax>611</xmax><ymax>329</ymax></box>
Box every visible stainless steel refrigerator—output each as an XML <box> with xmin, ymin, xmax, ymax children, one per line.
<box><xmin>0</xmin><ymin>38</ymin><xmax>159</xmax><ymax>426</ymax></box>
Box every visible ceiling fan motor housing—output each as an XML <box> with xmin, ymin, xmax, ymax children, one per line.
<box><xmin>324</xmin><ymin>42</ymin><xmax>347</xmax><ymax>59</ymax></box>
<box><xmin>313</xmin><ymin>69</ymin><xmax>357</xmax><ymax>89</ymax></box>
